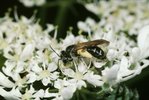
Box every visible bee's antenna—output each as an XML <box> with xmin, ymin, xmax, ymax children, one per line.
<box><xmin>49</xmin><ymin>45</ymin><xmax>60</xmax><ymax>57</ymax></box>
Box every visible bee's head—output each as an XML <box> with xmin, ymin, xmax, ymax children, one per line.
<box><xmin>60</xmin><ymin>50</ymin><xmax>73</xmax><ymax>64</ymax></box>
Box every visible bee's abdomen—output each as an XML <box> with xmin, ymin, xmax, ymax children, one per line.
<box><xmin>86</xmin><ymin>46</ymin><xmax>105</xmax><ymax>59</ymax></box>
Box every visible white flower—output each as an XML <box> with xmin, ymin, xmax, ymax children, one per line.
<box><xmin>45</xmin><ymin>79</ymin><xmax>76</xmax><ymax>100</ymax></box>
<box><xmin>2</xmin><ymin>60</ymin><xmax>28</xmax><ymax>88</ymax></box>
<box><xmin>84</xmin><ymin>71</ymin><xmax>104</xmax><ymax>86</ymax></box>
<box><xmin>0</xmin><ymin>1</ymin><xmax>149</xmax><ymax>99</ymax></box>
<box><xmin>62</xmin><ymin>68</ymin><xmax>87</xmax><ymax>89</ymax></box>
<box><xmin>21</xmin><ymin>86</ymin><xmax>44</xmax><ymax>100</ymax></box>
<box><xmin>60</xmin><ymin>33</ymin><xmax>87</xmax><ymax>49</ymax></box>
<box><xmin>77</xmin><ymin>21</ymin><xmax>90</xmax><ymax>32</ymax></box>
<box><xmin>85</xmin><ymin>1</ymin><xmax>149</xmax><ymax>35</ymax></box>
<box><xmin>0</xmin><ymin>85</ymin><xmax>44</xmax><ymax>100</ymax></box>
<box><xmin>61</xmin><ymin>33</ymin><xmax>76</xmax><ymax>47</ymax></box>
<box><xmin>106</xmin><ymin>49</ymin><xmax>118</xmax><ymax>60</ymax></box>
<box><xmin>85</xmin><ymin>3</ymin><xmax>99</xmax><ymax>15</ymax></box>
<box><xmin>63</xmin><ymin>62</ymin><xmax>103</xmax><ymax>89</ymax></box>
<box><xmin>130</xmin><ymin>47</ymin><xmax>141</xmax><ymax>63</ymax></box>
<box><xmin>102</xmin><ymin>64</ymin><xmax>119</xmax><ymax>85</ymax></box>
<box><xmin>30</xmin><ymin>62</ymin><xmax>59</xmax><ymax>86</ymax></box>
<box><xmin>35</xmin><ymin>49</ymin><xmax>51</xmax><ymax>64</ymax></box>
<box><xmin>0</xmin><ymin>86</ymin><xmax>21</xmax><ymax>100</ymax></box>
<box><xmin>117</xmin><ymin>56</ymin><xmax>134</xmax><ymax>82</ymax></box>
<box><xmin>77</xmin><ymin>17</ymin><xmax>96</xmax><ymax>37</ymax></box>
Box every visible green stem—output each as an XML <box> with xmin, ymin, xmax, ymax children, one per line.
<box><xmin>54</xmin><ymin>0</ymin><xmax>75</xmax><ymax>38</ymax></box>
<box><xmin>38</xmin><ymin>6</ymin><xmax>47</xmax><ymax>27</ymax></box>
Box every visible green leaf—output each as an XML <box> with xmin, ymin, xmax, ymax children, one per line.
<box><xmin>0</xmin><ymin>54</ymin><xmax>6</xmax><ymax>70</ymax></box>
<box><xmin>105</xmin><ymin>85</ymin><xmax>139</xmax><ymax>100</ymax></box>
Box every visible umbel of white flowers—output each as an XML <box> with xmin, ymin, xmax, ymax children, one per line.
<box><xmin>0</xmin><ymin>1</ymin><xmax>149</xmax><ymax>100</ymax></box>
<box><xmin>0</xmin><ymin>14</ymin><xmax>149</xmax><ymax>100</ymax></box>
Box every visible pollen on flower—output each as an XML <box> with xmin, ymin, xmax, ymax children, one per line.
<box><xmin>22</xmin><ymin>91</ymin><xmax>32</xmax><ymax>100</ymax></box>
<box><xmin>38</xmin><ymin>70</ymin><xmax>50</xmax><ymax>79</ymax></box>
<box><xmin>75</xmin><ymin>71</ymin><xmax>84</xmax><ymax>80</ymax></box>
<box><xmin>15</xmin><ymin>77</ymin><xmax>27</xmax><ymax>87</ymax></box>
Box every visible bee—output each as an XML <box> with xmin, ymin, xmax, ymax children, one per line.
<box><xmin>58</xmin><ymin>39</ymin><xmax>110</xmax><ymax>65</ymax></box>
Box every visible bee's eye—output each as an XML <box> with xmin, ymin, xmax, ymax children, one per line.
<box><xmin>60</xmin><ymin>51</ymin><xmax>66</xmax><ymax>56</ymax></box>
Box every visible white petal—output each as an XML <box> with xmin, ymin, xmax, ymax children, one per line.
<box><xmin>117</xmin><ymin>56</ymin><xmax>134</xmax><ymax>81</ymax></box>
<box><xmin>3</xmin><ymin>46</ymin><xmax>14</xmax><ymax>60</ymax></box>
<box><xmin>42</xmin><ymin>78</ymin><xmax>50</xmax><ymax>86</ymax></box>
<box><xmin>85</xmin><ymin>4</ymin><xmax>99</xmax><ymax>15</ymax></box>
<box><xmin>78</xmin><ymin>63</ymin><xmax>87</xmax><ymax>73</ymax></box>
<box><xmin>2</xmin><ymin>60</ymin><xmax>16</xmax><ymax>77</ymax></box>
<box><xmin>27</xmin><ymin>72</ymin><xmax>37</xmax><ymax>83</ymax></box>
<box><xmin>107</xmin><ymin>49</ymin><xmax>118</xmax><ymax>60</ymax></box>
<box><xmin>102</xmin><ymin>64</ymin><xmax>119</xmax><ymax>84</ymax></box>
<box><xmin>45</xmin><ymin>24</ymin><xmax>55</xmax><ymax>33</ymax></box>
<box><xmin>54</xmin><ymin>79</ymin><xmax>62</xmax><ymax>89</ymax></box>
<box><xmin>33</xmin><ymin>89</ymin><xmax>45</xmax><ymax>98</ymax></box>
<box><xmin>62</xmin><ymin>34</ymin><xmax>75</xmax><ymax>47</ymax></box>
<box><xmin>63</xmin><ymin>68</ymin><xmax>75</xmax><ymax>77</ymax></box>
<box><xmin>48</xmin><ymin>62</ymin><xmax>58</xmax><ymax>72</ymax></box>
<box><xmin>86</xmin><ymin>18</ymin><xmax>96</xmax><ymax>27</ymax></box>
<box><xmin>31</xmin><ymin>62</ymin><xmax>42</xmax><ymax>73</ymax></box>
<box><xmin>0</xmin><ymin>87</ymin><xmax>21</xmax><ymax>100</ymax></box>
<box><xmin>20</xmin><ymin>44</ymin><xmax>34</xmax><ymax>61</ymax></box>
<box><xmin>50</xmin><ymin>72</ymin><xmax>59</xmax><ymax>80</ymax></box>
<box><xmin>93</xmin><ymin>61</ymin><xmax>106</xmax><ymax>68</ymax></box>
<box><xmin>15</xmin><ymin>61</ymin><xmax>25</xmax><ymax>73</ymax></box>
<box><xmin>77</xmin><ymin>80</ymin><xmax>86</xmax><ymax>89</ymax></box>
<box><xmin>131</xmin><ymin>47</ymin><xmax>141</xmax><ymax>62</ymax></box>
<box><xmin>77</xmin><ymin>21</ymin><xmax>89</xmax><ymax>32</ymax></box>
<box><xmin>0</xmin><ymin>72</ymin><xmax>15</xmax><ymax>88</ymax></box>
<box><xmin>61</xmin><ymin>86</ymin><xmax>75</xmax><ymax>100</ymax></box>
<box><xmin>137</xmin><ymin>25</ymin><xmax>149</xmax><ymax>58</ymax></box>
<box><xmin>84</xmin><ymin>72</ymin><xmax>103</xmax><ymax>86</ymax></box>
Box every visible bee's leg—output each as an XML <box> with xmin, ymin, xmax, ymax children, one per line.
<box><xmin>72</xmin><ymin>59</ymin><xmax>78</xmax><ymax>70</ymax></box>
<box><xmin>80</xmin><ymin>58</ymin><xmax>87</xmax><ymax>66</ymax></box>
<box><xmin>69</xmin><ymin>49</ymin><xmax>79</xmax><ymax>68</ymax></box>
<box><xmin>58</xmin><ymin>59</ymin><xmax>63</xmax><ymax>72</ymax></box>
<box><xmin>58</xmin><ymin>59</ymin><xmax>61</xmax><ymax>68</ymax></box>
<box><xmin>58</xmin><ymin>59</ymin><xmax>67</xmax><ymax>74</ymax></box>
<box><xmin>88</xmin><ymin>59</ymin><xmax>92</xmax><ymax>68</ymax></box>
<box><xmin>80</xmin><ymin>58</ymin><xmax>92</xmax><ymax>69</ymax></box>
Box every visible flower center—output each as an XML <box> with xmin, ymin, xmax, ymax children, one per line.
<box><xmin>39</xmin><ymin>70</ymin><xmax>50</xmax><ymax>79</ymax></box>
<box><xmin>75</xmin><ymin>71</ymin><xmax>84</xmax><ymax>80</ymax></box>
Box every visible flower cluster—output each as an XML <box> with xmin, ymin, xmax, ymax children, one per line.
<box><xmin>78</xmin><ymin>0</ymin><xmax>149</xmax><ymax>83</ymax></box>
<box><xmin>0</xmin><ymin>0</ymin><xmax>149</xmax><ymax>100</ymax></box>
<box><xmin>85</xmin><ymin>0</ymin><xmax>149</xmax><ymax>35</ymax></box>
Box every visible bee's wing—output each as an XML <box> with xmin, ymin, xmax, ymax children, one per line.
<box><xmin>74</xmin><ymin>39</ymin><xmax>110</xmax><ymax>50</ymax></box>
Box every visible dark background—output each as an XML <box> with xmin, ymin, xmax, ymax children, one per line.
<box><xmin>0</xmin><ymin>0</ymin><xmax>149</xmax><ymax>100</ymax></box>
